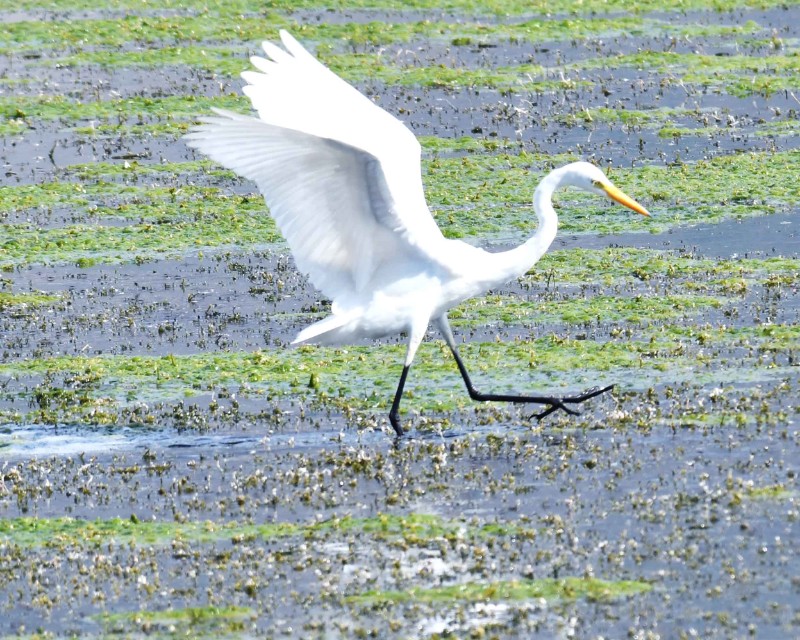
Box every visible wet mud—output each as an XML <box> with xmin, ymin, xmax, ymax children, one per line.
<box><xmin>1</xmin><ymin>2</ymin><xmax>799</xmax><ymax>639</ymax></box>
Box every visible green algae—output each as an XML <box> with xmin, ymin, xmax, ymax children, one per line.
<box><xmin>7</xmin><ymin>15</ymin><xmax>765</xmax><ymax>90</ymax></box>
<box><xmin>425</xmin><ymin>149</ymin><xmax>800</xmax><ymax>238</ymax></box>
<box><xmin>11</xmin><ymin>0</ymin><xmax>798</xmax><ymax>16</ymax></box>
<box><xmin>0</xmin><ymin>237</ymin><xmax>795</xmax><ymax>425</ymax></box>
<box><xmin>97</xmin><ymin>606</ymin><xmax>255</xmax><ymax>636</ymax></box>
<box><xmin>726</xmin><ymin>477</ymin><xmax>796</xmax><ymax>505</ymax></box>
<box><xmin>559</xmin><ymin>106</ymin><xmax>695</xmax><ymax>128</ymax></box>
<box><xmin>0</xmin><ymin>176</ymin><xmax>222</xmax><ymax>218</ymax></box>
<box><xmin>0</xmin><ymin>13</ymin><xmax>289</xmax><ymax>52</ymax></box>
<box><xmin>1</xmin><ymin>94</ymin><xmax>248</xmax><ymax>129</ymax></box>
<box><xmin>422</xmin><ymin>152</ymin><xmax>651</xmax><ymax>238</ymax></box>
<box><xmin>754</xmin><ymin>120</ymin><xmax>800</xmax><ymax>138</ymax></box>
<box><xmin>64</xmin><ymin>44</ymin><xmax>252</xmax><ymax>76</ymax></box>
<box><xmin>0</xmin><ymin>119</ymin><xmax>27</xmax><ymax>137</ymax></box>
<box><xmin>0</xmin><ymin>292</ymin><xmax>61</xmax><ymax>310</ymax></box>
<box><xmin>0</xmin><ymin>211</ymin><xmax>280</xmax><ymax>267</ymax></box>
<box><xmin>574</xmin><ymin>50</ymin><xmax>800</xmax><ymax>97</ymax></box>
<box><xmin>557</xmin><ymin>105</ymin><xmax>800</xmax><ymax>145</ymax></box>
<box><xmin>0</xmin><ymin>7</ymin><xmax>760</xmax><ymax>60</ymax></box>
<box><xmin>0</xmin><ymin>188</ymin><xmax>281</xmax><ymax>267</ymax></box>
<box><xmin>0</xmin><ymin>512</ymin><xmax>537</xmax><ymax>548</ymax></box>
<box><xmin>0</xmin><ymin>166</ymin><xmax>272</xmax><ymax>247</ymax></box>
<box><xmin>50</xmin><ymin>44</ymin><xmax>550</xmax><ymax>90</ymax></box>
<box><xmin>0</xmin><ymin>515</ymin><xmax>297</xmax><ymax>548</ymax></box>
<box><xmin>0</xmin><ymin>341</ymin><xmax>624</xmax><ymax>422</ymax></box>
<box><xmin>318</xmin><ymin>512</ymin><xmax>536</xmax><ymax>542</ymax></box>
<box><xmin>0</xmin><ymin>8</ymin><xmax>767</xmax><ymax>93</ymax></box>
<box><xmin>452</xmin><ymin>293</ymin><xmax>725</xmax><ymax>327</ymax></box>
<box><xmin>420</xmin><ymin>135</ymin><xmax>528</xmax><ymax>156</ymax></box>
<box><xmin>349</xmin><ymin>576</ymin><xmax>652</xmax><ymax>605</ymax></box>
<box><xmin>322</xmin><ymin>53</ymin><xmax>555</xmax><ymax>90</ymax></box>
<box><xmin>1</xmin><ymin>314</ymin><xmax>794</xmax><ymax>424</ymax></box>
<box><xmin>528</xmin><ymin>248</ymin><xmax>800</xmax><ymax>286</ymax></box>
<box><xmin>2</xmin><ymin>13</ymin><xmax>649</xmax><ymax>54</ymax></box>
<box><xmin>9</xmin><ymin>144</ymin><xmax>786</xmax><ymax>265</ymax></box>
<box><xmin>5</xmin><ymin>37</ymin><xmax>800</xmax><ymax>267</ymax></box>
<box><xmin>656</xmin><ymin>124</ymin><xmax>722</xmax><ymax>139</ymax></box>
<box><xmin>743</xmin><ymin>484</ymin><xmax>795</xmax><ymax>501</ymax></box>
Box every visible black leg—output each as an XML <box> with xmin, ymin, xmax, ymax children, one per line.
<box><xmin>448</xmin><ymin>342</ymin><xmax>613</xmax><ymax>419</ymax></box>
<box><xmin>389</xmin><ymin>365</ymin><xmax>411</xmax><ymax>437</ymax></box>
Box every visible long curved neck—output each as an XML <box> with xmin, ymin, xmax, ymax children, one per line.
<box><xmin>492</xmin><ymin>168</ymin><xmax>562</xmax><ymax>282</ymax></box>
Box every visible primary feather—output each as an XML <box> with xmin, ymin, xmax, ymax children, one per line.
<box><xmin>185</xmin><ymin>32</ymin><xmax>454</xmax><ymax>338</ymax></box>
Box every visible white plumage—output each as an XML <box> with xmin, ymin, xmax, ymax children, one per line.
<box><xmin>185</xmin><ymin>30</ymin><xmax>650</xmax><ymax>435</ymax></box>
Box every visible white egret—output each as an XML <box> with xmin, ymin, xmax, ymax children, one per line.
<box><xmin>185</xmin><ymin>30</ymin><xmax>650</xmax><ymax>436</ymax></box>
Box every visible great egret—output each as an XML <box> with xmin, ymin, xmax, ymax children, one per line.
<box><xmin>185</xmin><ymin>30</ymin><xmax>650</xmax><ymax>436</ymax></box>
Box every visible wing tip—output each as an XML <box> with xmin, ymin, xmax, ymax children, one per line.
<box><xmin>182</xmin><ymin>108</ymin><xmax>256</xmax><ymax>144</ymax></box>
<box><xmin>278</xmin><ymin>29</ymin><xmax>303</xmax><ymax>53</ymax></box>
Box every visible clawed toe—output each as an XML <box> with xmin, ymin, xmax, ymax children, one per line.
<box><xmin>530</xmin><ymin>400</ymin><xmax>579</xmax><ymax>421</ymax></box>
<box><xmin>569</xmin><ymin>384</ymin><xmax>615</xmax><ymax>402</ymax></box>
<box><xmin>531</xmin><ymin>385</ymin><xmax>615</xmax><ymax>421</ymax></box>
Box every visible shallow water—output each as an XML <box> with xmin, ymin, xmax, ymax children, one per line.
<box><xmin>559</xmin><ymin>208</ymin><xmax>800</xmax><ymax>257</ymax></box>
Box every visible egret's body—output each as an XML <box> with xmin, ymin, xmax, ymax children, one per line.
<box><xmin>185</xmin><ymin>31</ymin><xmax>650</xmax><ymax>435</ymax></box>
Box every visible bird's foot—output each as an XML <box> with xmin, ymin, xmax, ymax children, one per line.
<box><xmin>532</xmin><ymin>401</ymin><xmax>579</xmax><ymax>420</ymax></box>
<box><xmin>531</xmin><ymin>384</ymin><xmax>615</xmax><ymax>421</ymax></box>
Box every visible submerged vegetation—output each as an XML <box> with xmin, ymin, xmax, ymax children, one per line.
<box><xmin>1</xmin><ymin>245</ymin><xmax>797</xmax><ymax>426</ymax></box>
<box><xmin>7</xmin><ymin>0</ymin><xmax>798</xmax><ymax>16</ymax></box>
<box><xmin>0</xmin><ymin>291</ymin><xmax>61</xmax><ymax>310</ymax></box>
<box><xmin>348</xmin><ymin>576</ymin><xmax>653</xmax><ymax>604</ymax></box>
<box><xmin>97</xmin><ymin>606</ymin><xmax>257</xmax><ymax>637</ymax></box>
<box><xmin>0</xmin><ymin>512</ymin><xmax>539</xmax><ymax>548</ymax></box>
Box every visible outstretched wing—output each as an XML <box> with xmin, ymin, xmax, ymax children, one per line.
<box><xmin>186</xmin><ymin>110</ymin><xmax>428</xmax><ymax>299</ymax></box>
<box><xmin>184</xmin><ymin>30</ymin><xmax>446</xmax><ymax>301</ymax></box>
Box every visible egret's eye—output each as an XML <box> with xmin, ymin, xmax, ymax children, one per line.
<box><xmin>592</xmin><ymin>179</ymin><xmax>604</xmax><ymax>189</ymax></box>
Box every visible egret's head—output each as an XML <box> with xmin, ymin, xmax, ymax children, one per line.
<box><xmin>563</xmin><ymin>161</ymin><xmax>650</xmax><ymax>217</ymax></box>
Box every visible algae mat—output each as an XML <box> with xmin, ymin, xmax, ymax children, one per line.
<box><xmin>1</xmin><ymin>1</ymin><xmax>799</xmax><ymax>638</ymax></box>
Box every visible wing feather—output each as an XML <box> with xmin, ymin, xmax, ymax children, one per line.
<box><xmin>239</xmin><ymin>30</ymin><xmax>444</xmax><ymax>249</ymax></box>
<box><xmin>185</xmin><ymin>110</ymin><xmax>420</xmax><ymax>301</ymax></box>
<box><xmin>184</xmin><ymin>30</ymin><xmax>450</xmax><ymax>303</ymax></box>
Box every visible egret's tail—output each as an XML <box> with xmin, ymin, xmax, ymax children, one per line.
<box><xmin>292</xmin><ymin>314</ymin><xmax>354</xmax><ymax>346</ymax></box>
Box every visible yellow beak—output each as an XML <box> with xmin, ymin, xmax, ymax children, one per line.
<box><xmin>602</xmin><ymin>183</ymin><xmax>650</xmax><ymax>217</ymax></box>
